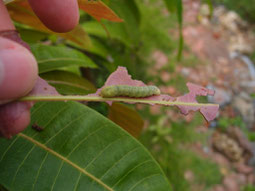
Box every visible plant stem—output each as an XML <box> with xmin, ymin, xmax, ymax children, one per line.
<box><xmin>19</xmin><ymin>95</ymin><xmax>218</xmax><ymax>107</ymax></box>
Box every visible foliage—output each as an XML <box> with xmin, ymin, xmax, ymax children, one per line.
<box><xmin>214</xmin><ymin>0</ymin><xmax>255</xmax><ymax>23</ymax></box>
<box><xmin>140</xmin><ymin>113</ymin><xmax>222</xmax><ymax>191</ymax></box>
<box><xmin>217</xmin><ymin>116</ymin><xmax>255</xmax><ymax>142</ymax></box>
<box><xmin>0</xmin><ymin>0</ymin><xmax>220</xmax><ymax>190</ymax></box>
<box><xmin>0</xmin><ymin>102</ymin><xmax>171</xmax><ymax>190</ymax></box>
<box><xmin>242</xmin><ymin>184</ymin><xmax>255</xmax><ymax>191</ymax></box>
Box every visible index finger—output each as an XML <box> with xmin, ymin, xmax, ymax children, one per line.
<box><xmin>28</xmin><ymin>0</ymin><xmax>79</xmax><ymax>33</ymax></box>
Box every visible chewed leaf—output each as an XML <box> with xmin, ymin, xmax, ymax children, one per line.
<box><xmin>21</xmin><ymin>67</ymin><xmax>219</xmax><ymax>122</ymax></box>
<box><xmin>89</xmin><ymin>67</ymin><xmax>174</xmax><ymax>104</ymax></box>
<box><xmin>93</xmin><ymin>67</ymin><xmax>219</xmax><ymax>121</ymax></box>
<box><xmin>176</xmin><ymin>83</ymin><xmax>219</xmax><ymax>121</ymax></box>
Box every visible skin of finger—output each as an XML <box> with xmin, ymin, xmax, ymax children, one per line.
<box><xmin>0</xmin><ymin>37</ymin><xmax>38</xmax><ymax>100</ymax></box>
<box><xmin>0</xmin><ymin>0</ymin><xmax>15</xmax><ymax>31</ymax></box>
<box><xmin>28</xmin><ymin>0</ymin><xmax>79</xmax><ymax>33</ymax></box>
<box><xmin>0</xmin><ymin>102</ymin><xmax>32</xmax><ymax>138</ymax></box>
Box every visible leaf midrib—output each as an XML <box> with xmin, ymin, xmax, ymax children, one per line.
<box><xmin>18</xmin><ymin>133</ymin><xmax>113</xmax><ymax>191</ymax></box>
<box><xmin>37</xmin><ymin>58</ymin><xmax>89</xmax><ymax>64</ymax></box>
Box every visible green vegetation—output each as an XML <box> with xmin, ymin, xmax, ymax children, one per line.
<box><xmin>214</xmin><ymin>0</ymin><xmax>255</xmax><ymax>23</ymax></box>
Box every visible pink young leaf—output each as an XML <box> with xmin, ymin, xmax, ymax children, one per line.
<box><xmin>93</xmin><ymin>66</ymin><xmax>219</xmax><ymax>121</ymax></box>
<box><xmin>90</xmin><ymin>66</ymin><xmax>174</xmax><ymax>104</ymax></box>
<box><xmin>176</xmin><ymin>83</ymin><xmax>219</xmax><ymax>121</ymax></box>
<box><xmin>29</xmin><ymin>77</ymin><xmax>60</xmax><ymax>96</ymax></box>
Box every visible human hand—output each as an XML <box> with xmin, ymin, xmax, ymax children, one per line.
<box><xmin>0</xmin><ymin>0</ymin><xmax>79</xmax><ymax>138</ymax></box>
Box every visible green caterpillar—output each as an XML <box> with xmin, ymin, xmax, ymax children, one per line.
<box><xmin>100</xmin><ymin>85</ymin><xmax>161</xmax><ymax>98</ymax></box>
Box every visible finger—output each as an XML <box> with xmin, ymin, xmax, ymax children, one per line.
<box><xmin>28</xmin><ymin>0</ymin><xmax>79</xmax><ymax>33</ymax></box>
<box><xmin>0</xmin><ymin>0</ymin><xmax>15</xmax><ymax>31</ymax></box>
<box><xmin>0</xmin><ymin>102</ymin><xmax>33</xmax><ymax>138</ymax></box>
<box><xmin>0</xmin><ymin>37</ymin><xmax>38</xmax><ymax>101</ymax></box>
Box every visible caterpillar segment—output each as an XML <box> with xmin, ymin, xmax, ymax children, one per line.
<box><xmin>100</xmin><ymin>85</ymin><xmax>161</xmax><ymax>98</ymax></box>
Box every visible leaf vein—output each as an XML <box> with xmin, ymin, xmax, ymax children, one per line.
<box><xmin>112</xmin><ymin>160</ymin><xmax>153</xmax><ymax>188</ymax></box>
<box><xmin>45</xmin><ymin>112</ymin><xmax>87</xmax><ymax>144</ymax></box>
<box><xmin>100</xmin><ymin>147</ymin><xmax>140</xmax><ymax>180</ymax></box>
<box><xmin>73</xmin><ymin>172</ymin><xmax>82</xmax><ymax>191</ymax></box>
<box><xmin>67</xmin><ymin>126</ymin><xmax>105</xmax><ymax>158</ymax></box>
<box><xmin>18</xmin><ymin>133</ymin><xmax>113</xmax><ymax>191</ymax></box>
<box><xmin>37</xmin><ymin>58</ymin><xmax>89</xmax><ymax>64</ymax></box>
<box><xmin>0</xmin><ymin>136</ymin><xmax>19</xmax><ymax>163</ymax></box>
<box><xmin>50</xmin><ymin>161</ymin><xmax>64</xmax><ymax>191</ymax></box>
<box><xmin>84</xmin><ymin>137</ymin><xmax>123</xmax><ymax>170</ymax></box>
<box><xmin>128</xmin><ymin>173</ymin><xmax>161</xmax><ymax>191</ymax></box>
<box><xmin>11</xmin><ymin>145</ymin><xmax>35</xmax><ymax>187</ymax></box>
<box><xmin>32</xmin><ymin>152</ymin><xmax>49</xmax><ymax>191</ymax></box>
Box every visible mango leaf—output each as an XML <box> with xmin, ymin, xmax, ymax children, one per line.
<box><xmin>17</xmin><ymin>28</ymin><xmax>49</xmax><ymax>43</ymax></box>
<box><xmin>176</xmin><ymin>0</ymin><xmax>183</xmax><ymax>60</ymax></box>
<box><xmin>66</xmin><ymin>37</ymin><xmax>109</xmax><ymax>58</ymax></box>
<box><xmin>82</xmin><ymin>0</ymin><xmax>141</xmax><ymax>47</ymax></box>
<box><xmin>31</xmin><ymin>44</ymin><xmax>97</xmax><ymax>73</ymax></box>
<box><xmin>163</xmin><ymin>0</ymin><xmax>183</xmax><ymax>60</ymax></box>
<box><xmin>7</xmin><ymin>1</ymin><xmax>92</xmax><ymax>49</ymax></box>
<box><xmin>40</xmin><ymin>70</ymin><xmax>96</xmax><ymax>95</ymax></box>
<box><xmin>108</xmin><ymin>103</ymin><xmax>144</xmax><ymax>138</ymax></box>
<box><xmin>107</xmin><ymin>0</ymin><xmax>140</xmax><ymax>44</ymax></box>
<box><xmin>21</xmin><ymin>67</ymin><xmax>219</xmax><ymax>122</ymax></box>
<box><xmin>82</xmin><ymin>21</ymin><xmax>131</xmax><ymax>47</ymax></box>
<box><xmin>89</xmin><ymin>67</ymin><xmax>219</xmax><ymax>122</ymax></box>
<box><xmin>78</xmin><ymin>0</ymin><xmax>123</xmax><ymax>22</ymax></box>
<box><xmin>163</xmin><ymin>0</ymin><xmax>176</xmax><ymax>13</ymax></box>
<box><xmin>0</xmin><ymin>101</ymin><xmax>172</xmax><ymax>191</ymax></box>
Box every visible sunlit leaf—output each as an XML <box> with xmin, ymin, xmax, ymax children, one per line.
<box><xmin>7</xmin><ymin>1</ymin><xmax>92</xmax><ymax>49</ymax></box>
<box><xmin>108</xmin><ymin>103</ymin><xmax>144</xmax><ymax>138</ymax></box>
<box><xmin>78</xmin><ymin>0</ymin><xmax>123</xmax><ymax>22</ymax></box>
<box><xmin>31</xmin><ymin>44</ymin><xmax>97</xmax><ymax>73</ymax></box>
<box><xmin>0</xmin><ymin>101</ymin><xmax>172</xmax><ymax>191</ymax></box>
<box><xmin>40</xmin><ymin>70</ymin><xmax>96</xmax><ymax>95</ymax></box>
<box><xmin>82</xmin><ymin>21</ymin><xmax>131</xmax><ymax>47</ymax></box>
<box><xmin>17</xmin><ymin>28</ymin><xmax>48</xmax><ymax>43</ymax></box>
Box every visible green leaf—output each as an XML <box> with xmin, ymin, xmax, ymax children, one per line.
<box><xmin>83</xmin><ymin>0</ymin><xmax>140</xmax><ymax>47</ymax></box>
<box><xmin>176</xmin><ymin>0</ymin><xmax>183</xmax><ymax>61</ymax></box>
<box><xmin>163</xmin><ymin>0</ymin><xmax>183</xmax><ymax>60</ymax></box>
<box><xmin>82</xmin><ymin>21</ymin><xmax>131</xmax><ymax>47</ymax></box>
<box><xmin>40</xmin><ymin>70</ymin><xmax>96</xmax><ymax>95</ymax></box>
<box><xmin>108</xmin><ymin>0</ymin><xmax>140</xmax><ymax>42</ymax></box>
<box><xmin>31</xmin><ymin>44</ymin><xmax>97</xmax><ymax>74</ymax></box>
<box><xmin>163</xmin><ymin>0</ymin><xmax>176</xmax><ymax>12</ymax></box>
<box><xmin>0</xmin><ymin>101</ymin><xmax>172</xmax><ymax>191</ymax></box>
<box><xmin>17</xmin><ymin>28</ymin><xmax>49</xmax><ymax>43</ymax></box>
<box><xmin>67</xmin><ymin>37</ymin><xmax>109</xmax><ymax>59</ymax></box>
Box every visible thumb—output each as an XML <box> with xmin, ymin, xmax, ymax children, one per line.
<box><xmin>0</xmin><ymin>37</ymin><xmax>38</xmax><ymax>102</ymax></box>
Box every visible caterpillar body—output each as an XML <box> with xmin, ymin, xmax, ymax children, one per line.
<box><xmin>100</xmin><ymin>85</ymin><xmax>161</xmax><ymax>98</ymax></box>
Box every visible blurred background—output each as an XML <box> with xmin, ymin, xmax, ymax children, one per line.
<box><xmin>8</xmin><ymin>0</ymin><xmax>255</xmax><ymax>190</ymax></box>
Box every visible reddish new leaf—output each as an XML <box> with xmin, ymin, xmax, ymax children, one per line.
<box><xmin>29</xmin><ymin>77</ymin><xmax>60</xmax><ymax>96</ymax></box>
<box><xmin>176</xmin><ymin>83</ymin><xmax>219</xmax><ymax>121</ymax></box>
<box><xmin>7</xmin><ymin>1</ymin><xmax>91</xmax><ymax>49</ymax></box>
<box><xmin>94</xmin><ymin>67</ymin><xmax>219</xmax><ymax>121</ymax></box>
<box><xmin>92</xmin><ymin>67</ymin><xmax>174</xmax><ymax>104</ymax></box>
<box><xmin>78</xmin><ymin>0</ymin><xmax>123</xmax><ymax>22</ymax></box>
